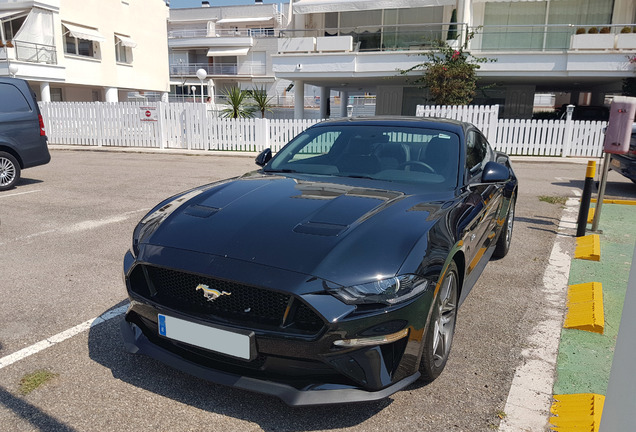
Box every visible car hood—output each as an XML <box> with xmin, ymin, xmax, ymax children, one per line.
<box><xmin>141</xmin><ymin>172</ymin><xmax>452</xmax><ymax>287</ymax></box>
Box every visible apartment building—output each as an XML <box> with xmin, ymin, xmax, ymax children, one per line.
<box><xmin>272</xmin><ymin>0</ymin><xmax>636</xmax><ymax>118</ymax></box>
<box><xmin>167</xmin><ymin>1</ymin><xmax>289</xmax><ymax>102</ymax></box>
<box><xmin>0</xmin><ymin>0</ymin><xmax>169</xmax><ymax>102</ymax></box>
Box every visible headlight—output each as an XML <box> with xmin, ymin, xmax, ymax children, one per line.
<box><xmin>328</xmin><ymin>275</ymin><xmax>429</xmax><ymax>306</ymax></box>
<box><xmin>131</xmin><ymin>188</ymin><xmax>204</xmax><ymax>257</ymax></box>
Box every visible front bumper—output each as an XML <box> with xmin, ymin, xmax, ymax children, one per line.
<box><xmin>121</xmin><ymin>318</ymin><xmax>420</xmax><ymax>406</ymax></box>
<box><xmin>121</xmin><ymin>248</ymin><xmax>435</xmax><ymax>406</ymax></box>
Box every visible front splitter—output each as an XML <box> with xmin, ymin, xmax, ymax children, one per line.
<box><xmin>120</xmin><ymin>319</ymin><xmax>420</xmax><ymax>406</ymax></box>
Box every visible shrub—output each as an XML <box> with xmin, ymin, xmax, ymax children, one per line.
<box><xmin>576</xmin><ymin>28</ymin><xmax>586</xmax><ymax>35</ymax></box>
<box><xmin>398</xmin><ymin>30</ymin><xmax>494</xmax><ymax>105</ymax></box>
<box><xmin>620</xmin><ymin>26</ymin><xmax>632</xmax><ymax>34</ymax></box>
<box><xmin>599</xmin><ymin>27</ymin><xmax>611</xmax><ymax>34</ymax></box>
<box><xmin>588</xmin><ymin>27</ymin><xmax>598</xmax><ymax>34</ymax></box>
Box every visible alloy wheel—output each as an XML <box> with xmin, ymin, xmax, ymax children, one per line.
<box><xmin>432</xmin><ymin>271</ymin><xmax>457</xmax><ymax>367</ymax></box>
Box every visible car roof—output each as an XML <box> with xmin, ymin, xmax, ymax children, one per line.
<box><xmin>309</xmin><ymin>116</ymin><xmax>471</xmax><ymax>135</ymax></box>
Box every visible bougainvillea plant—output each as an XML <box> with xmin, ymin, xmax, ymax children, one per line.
<box><xmin>400</xmin><ymin>31</ymin><xmax>494</xmax><ymax>105</ymax></box>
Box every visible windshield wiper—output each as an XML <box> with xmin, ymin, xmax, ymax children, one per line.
<box><xmin>338</xmin><ymin>174</ymin><xmax>376</xmax><ymax>180</ymax></box>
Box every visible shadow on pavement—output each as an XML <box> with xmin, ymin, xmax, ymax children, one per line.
<box><xmin>515</xmin><ymin>215</ymin><xmax>560</xmax><ymax>235</ymax></box>
<box><xmin>0</xmin><ymin>386</ymin><xmax>77</xmax><ymax>432</ymax></box>
<box><xmin>88</xmin><ymin>312</ymin><xmax>391</xmax><ymax>431</ymax></box>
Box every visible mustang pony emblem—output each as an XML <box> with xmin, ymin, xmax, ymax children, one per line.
<box><xmin>196</xmin><ymin>284</ymin><xmax>231</xmax><ymax>302</ymax></box>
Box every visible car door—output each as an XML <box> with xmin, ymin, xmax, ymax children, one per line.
<box><xmin>459</xmin><ymin>129</ymin><xmax>504</xmax><ymax>295</ymax></box>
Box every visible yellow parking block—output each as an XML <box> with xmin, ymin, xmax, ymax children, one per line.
<box><xmin>587</xmin><ymin>208</ymin><xmax>595</xmax><ymax>224</ymax></box>
<box><xmin>564</xmin><ymin>282</ymin><xmax>604</xmax><ymax>334</ymax></box>
<box><xmin>550</xmin><ymin>393</ymin><xmax>605</xmax><ymax>432</ymax></box>
<box><xmin>574</xmin><ymin>235</ymin><xmax>600</xmax><ymax>261</ymax></box>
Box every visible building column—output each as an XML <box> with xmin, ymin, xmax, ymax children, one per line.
<box><xmin>40</xmin><ymin>82</ymin><xmax>51</xmax><ymax>102</ymax></box>
<box><xmin>294</xmin><ymin>80</ymin><xmax>304</xmax><ymax>119</ymax></box>
<box><xmin>340</xmin><ymin>90</ymin><xmax>349</xmax><ymax>118</ymax></box>
<box><xmin>319</xmin><ymin>86</ymin><xmax>330</xmax><ymax>119</ymax></box>
<box><xmin>105</xmin><ymin>87</ymin><xmax>119</xmax><ymax>102</ymax></box>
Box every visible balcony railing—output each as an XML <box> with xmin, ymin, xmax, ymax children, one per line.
<box><xmin>168</xmin><ymin>27</ymin><xmax>278</xmax><ymax>39</ymax></box>
<box><xmin>170</xmin><ymin>61</ymin><xmax>267</xmax><ymax>76</ymax></box>
<box><xmin>279</xmin><ymin>23</ymin><xmax>468</xmax><ymax>52</ymax></box>
<box><xmin>277</xmin><ymin>22</ymin><xmax>636</xmax><ymax>53</ymax></box>
<box><xmin>471</xmin><ymin>23</ymin><xmax>636</xmax><ymax>52</ymax></box>
<box><xmin>15</xmin><ymin>41</ymin><xmax>57</xmax><ymax>64</ymax></box>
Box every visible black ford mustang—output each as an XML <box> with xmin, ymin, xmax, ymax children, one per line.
<box><xmin>121</xmin><ymin>117</ymin><xmax>517</xmax><ymax>406</ymax></box>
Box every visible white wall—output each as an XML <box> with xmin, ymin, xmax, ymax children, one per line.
<box><xmin>58</xmin><ymin>0</ymin><xmax>169</xmax><ymax>94</ymax></box>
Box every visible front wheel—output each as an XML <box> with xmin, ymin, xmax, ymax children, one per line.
<box><xmin>419</xmin><ymin>261</ymin><xmax>459</xmax><ymax>383</ymax></box>
<box><xmin>493</xmin><ymin>196</ymin><xmax>515</xmax><ymax>259</ymax></box>
<box><xmin>0</xmin><ymin>152</ymin><xmax>21</xmax><ymax>191</ymax></box>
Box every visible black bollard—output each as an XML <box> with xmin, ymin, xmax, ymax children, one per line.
<box><xmin>576</xmin><ymin>160</ymin><xmax>596</xmax><ymax>237</ymax></box>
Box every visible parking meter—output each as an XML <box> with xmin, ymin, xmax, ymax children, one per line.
<box><xmin>603</xmin><ymin>96</ymin><xmax>636</xmax><ymax>155</ymax></box>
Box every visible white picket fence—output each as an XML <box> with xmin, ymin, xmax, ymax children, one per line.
<box><xmin>416</xmin><ymin>104</ymin><xmax>607</xmax><ymax>158</ymax></box>
<box><xmin>40</xmin><ymin>102</ymin><xmax>608</xmax><ymax>157</ymax></box>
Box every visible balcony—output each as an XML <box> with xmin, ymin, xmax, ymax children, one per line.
<box><xmin>1</xmin><ymin>40</ymin><xmax>64</xmax><ymax>81</ymax></box>
<box><xmin>272</xmin><ymin>22</ymin><xmax>636</xmax><ymax>84</ymax></box>
<box><xmin>170</xmin><ymin>61</ymin><xmax>266</xmax><ymax>77</ymax></box>
<box><xmin>168</xmin><ymin>28</ymin><xmax>278</xmax><ymax>39</ymax></box>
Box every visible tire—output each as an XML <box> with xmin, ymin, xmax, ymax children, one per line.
<box><xmin>419</xmin><ymin>260</ymin><xmax>459</xmax><ymax>383</ymax></box>
<box><xmin>0</xmin><ymin>152</ymin><xmax>21</xmax><ymax>191</ymax></box>
<box><xmin>492</xmin><ymin>196</ymin><xmax>515</xmax><ymax>259</ymax></box>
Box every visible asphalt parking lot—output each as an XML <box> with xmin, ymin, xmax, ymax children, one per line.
<box><xmin>0</xmin><ymin>149</ymin><xmax>634</xmax><ymax>432</ymax></box>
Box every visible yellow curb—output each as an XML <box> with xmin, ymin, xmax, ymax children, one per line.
<box><xmin>564</xmin><ymin>282</ymin><xmax>604</xmax><ymax>334</ymax></box>
<box><xmin>550</xmin><ymin>393</ymin><xmax>605</xmax><ymax>432</ymax></box>
<box><xmin>587</xmin><ymin>208</ymin><xmax>595</xmax><ymax>224</ymax></box>
<box><xmin>590</xmin><ymin>198</ymin><xmax>636</xmax><ymax>205</ymax></box>
<box><xmin>574</xmin><ymin>235</ymin><xmax>600</xmax><ymax>261</ymax></box>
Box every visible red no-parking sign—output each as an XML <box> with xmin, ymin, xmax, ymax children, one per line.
<box><xmin>140</xmin><ymin>106</ymin><xmax>158</xmax><ymax>122</ymax></box>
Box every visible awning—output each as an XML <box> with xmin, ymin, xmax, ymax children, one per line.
<box><xmin>292</xmin><ymin>0</ymin><xmax>455</xmax><ymax>14</ymax></box>
<box><xmin>216</xmin><ymin>17</ymin><xmax>274</xmax><ymax>24</ymax></box>
<box><xmin>115</xmin><ymin>34</ymin><xmax>137</xmax><ymax>48</ymax></box>
<box><xmin>0</xmin><ymin>9</ymin><xmax>28</xmax><ymax>21</ymax></box>
<box><xmin>62</xmin><ymin>22</ymin><xmax>105</xmax><ymax>42</ymax></box>
<box><xmin>206</xmin><ymin>47</ymin><xmax>249</xmax><ymax>57</ymax></box>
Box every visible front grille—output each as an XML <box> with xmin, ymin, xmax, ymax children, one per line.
<box><xmin>131</xmin><ymin>265</ymin><xmax>324</xmax><ymax>334</ymax></box>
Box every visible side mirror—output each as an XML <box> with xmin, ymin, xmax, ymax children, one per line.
<box><xmin>481</xmin><ymin>161</ymin><xmax>510</xmax><ymax>183</ymax></box>
<box><xmin>255</xmin><ymin>148</ymin><xmax>272</xmax><ymax>167</ymax></box>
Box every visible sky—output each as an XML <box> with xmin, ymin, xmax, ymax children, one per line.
<box><xmin>169</xmin><ymin>0</ymin><xmax>283</xmax><ymax>8</ymax></box>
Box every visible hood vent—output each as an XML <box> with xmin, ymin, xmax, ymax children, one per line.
<box><xmin>184</xmin><ymin>205</ymin><xmax>219</xmax><ymax>218</ymax></box>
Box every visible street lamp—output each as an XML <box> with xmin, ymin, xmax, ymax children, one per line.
<box><xmin>196</xmin><ymin>68</ymin><xmax>207</xmax><ymax>104</ymax></box>
<box><xmin>190</xmin><ymin>85</ymin><xmax>196</xmax><ymax>102</ymax></box>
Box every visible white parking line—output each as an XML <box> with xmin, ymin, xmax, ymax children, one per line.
<box><xmin>0</xmin><ymin>209</ymin><xmax>148</xmax><ymax>246</ymax></box>
<box><xmin>0</xmin><ymin>189</ymin><xmax>41</xmax><ymax>199</ymax></box>
<box><xmin>0</xmin><ymin>304</ymin><xmax>128</xmax><ymax>370</ymax></box>
<box><xmin>498</xmin><ymin>198</ymin><xmax>578</xmax><ymax>431</ymax></box>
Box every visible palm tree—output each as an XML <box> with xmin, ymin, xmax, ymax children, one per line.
<box><xmin>220</xmin><ymin>86</ymin><xmax>255</xmax><ymax>119</ymax></box>
<box><xmin>250</xmin><ymin>86</ymin><xmax>274</xmax><ymax>118</ymax></box>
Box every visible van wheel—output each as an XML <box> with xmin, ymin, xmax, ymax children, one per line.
<box><xmin>0</xmin><ymin>152</ymin><xmax>20</xmax><ymax>191</ymax></box>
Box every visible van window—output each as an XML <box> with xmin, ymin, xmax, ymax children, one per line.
<box><xmin>0</xmin><ymin>83</ymin><xmax>32</xmax><ymax>113</ymax></box>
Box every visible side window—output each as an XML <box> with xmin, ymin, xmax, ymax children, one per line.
<box><xmin>289</xmin><ymin>131</ymin><xmax>341</xmax><ymax>162</ymax></box>
<box><xmin>466</xmin><ymin>130</ymin><xmax>488</xmax><ymax>175</ymax></box>
<box><xmin>0</xmin><ymin>83</ymin><xmax>32</xmax><ymax>113</ymax></box>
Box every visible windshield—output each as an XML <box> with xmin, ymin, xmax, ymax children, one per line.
<box><xmin>265</xmin><ymin>124</ymin><xmax>460</xmax><ymax>189</ymax></box>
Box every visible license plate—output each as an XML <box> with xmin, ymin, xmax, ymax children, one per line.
<box><xmin>611</xmin><ymin>158</ymin><xmax>620</xmax><ymax>168</ymax></box>
<box><xmin>158</xmin><ymin>314</ymin><xmax>252</xmax><ymax>360</ymax></box>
